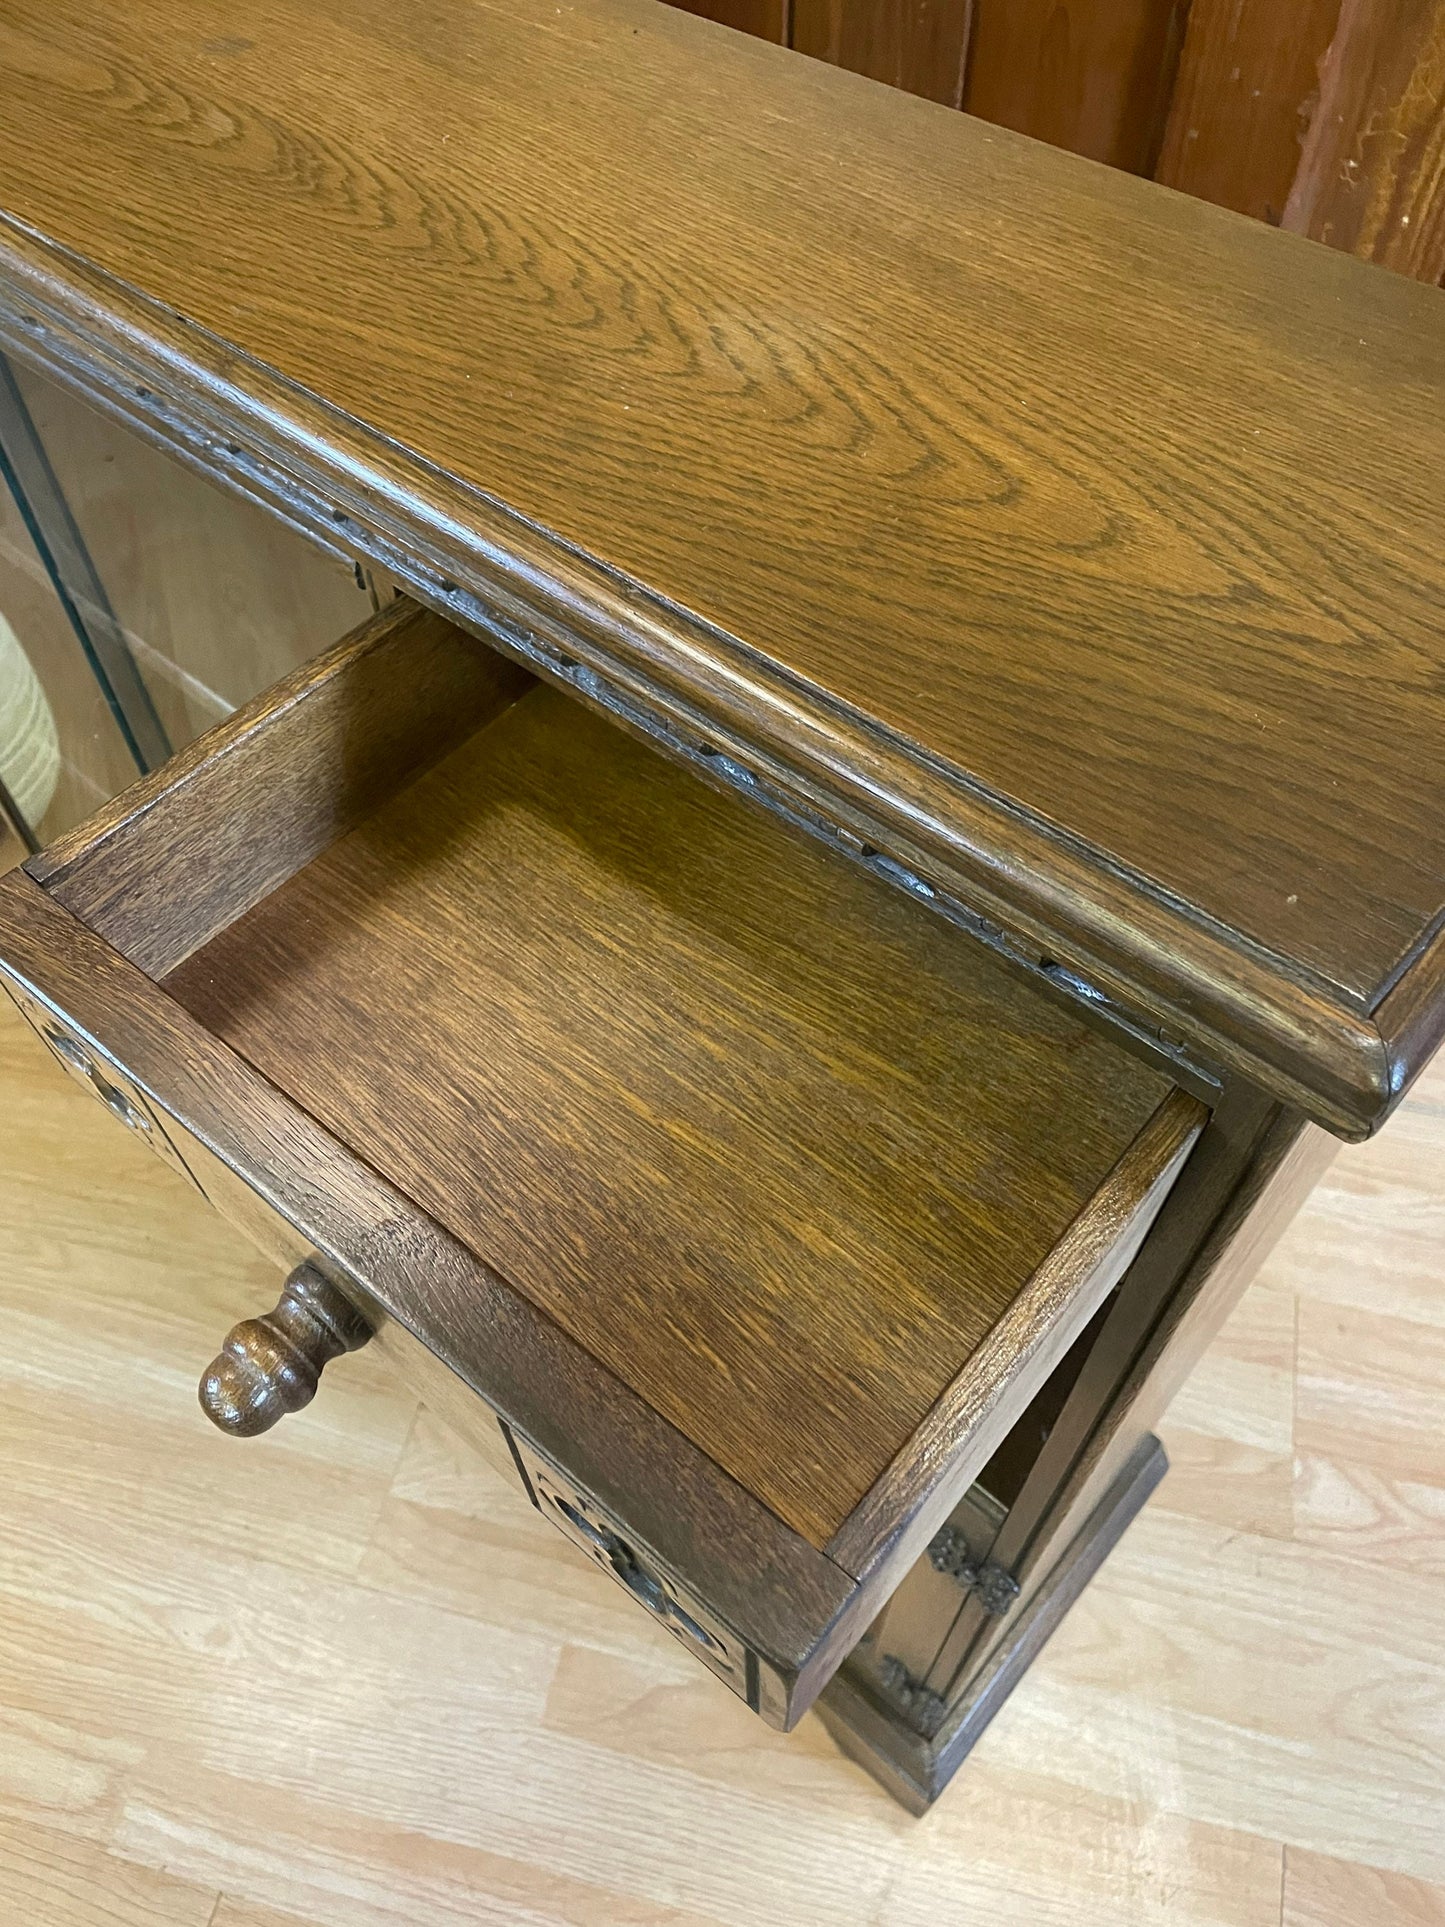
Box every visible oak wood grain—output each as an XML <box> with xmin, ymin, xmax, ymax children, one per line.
<box><xmin>827</xmin><ymin>1092</ymin><xmax>1200</xmax><ymax>1582</ymax></box>
<box><xmin>159</xmin><ymin>679</ymin><xmax>1181</xmax><ymax>1547</ymax></box>
<box><xmin>0</xmin><ymin>0</ymin><xmax>1442</xmax><ymax>1131</ymax></box>
<box><xmin>32</xmin><ymin>600</ymin><xmax>534</xmax><ymax>977</ymax></box>
<box><xmin>909</xmin><ymin>1082</ymin><xmax>1279</xmax><ymax>1689</ymax></box>
<box><xmin>818</xmin><ymin>1435</ymin><xmax>1172</xmax><ymax>1809</ymax></box>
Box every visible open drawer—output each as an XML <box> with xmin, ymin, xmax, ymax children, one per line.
<box><xmin>0</xmin><ymin>599</ymin><xmax>1204</xmax><ymax>1727</ymax></box>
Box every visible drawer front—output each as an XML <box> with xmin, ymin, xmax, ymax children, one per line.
<box><xmin>149</xmin><ymin>1070</ymin><xmax>766</xmax><ymax>1708</ymax></box>
<box><xmin>3</xmin><ymin>980</ymin><xmax>206</xmax><ymax>1198</ymax></box>
<box><xmin>3</xmin><ymin>961</ymin><xmax>773</xmax><ymax>1709</ymax></box>
<box><xmin>3</xmin><ymin>958</ymin><xmax>527</xmax><ymax>1482</ymax></box>
<box><xmin>52</xmin><ymin>1045</ymin><xmax>533</xmax><ymax>1492</ymax></box>
<box><xmin>511</xmin><ymin>1433</ymin><xmax>754</xmax><ymax>1703</ymax></box>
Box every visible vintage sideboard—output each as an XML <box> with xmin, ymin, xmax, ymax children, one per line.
<box><xmin>0</xmin><ymin>0</ymin><xmax>1441</xmax><ymax>1814</ymax></box>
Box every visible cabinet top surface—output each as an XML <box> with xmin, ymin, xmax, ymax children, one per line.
<box><xmin>1</xmin><ymin>0</ymin><xmax>1443</xmax><ymax>1133</ymax></box>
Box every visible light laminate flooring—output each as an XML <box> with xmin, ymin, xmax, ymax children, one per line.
<box><xmin>1</xmin><ymin>983</ymin><xmax>1443</xmax><ymax>1926</ymax></box>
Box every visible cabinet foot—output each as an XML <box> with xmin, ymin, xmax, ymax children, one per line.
<box><xmin>815</xmin><ymin>1434</ymin><xmax>1168</xmax><ymax>1813</ymax></box>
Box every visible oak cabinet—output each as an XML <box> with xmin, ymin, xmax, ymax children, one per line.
<box><xmin>0</xmin><ymin>0</ymin><xmax>1439</xmax><ymax>1813</ymax></box>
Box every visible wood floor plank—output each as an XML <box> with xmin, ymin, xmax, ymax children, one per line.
<box><xmin>362</xmin><ymin>1501</ymin><xmax>670</xmax><ymax>1660</ymax></box>
<box><xmin>1284</xmin><ymin>1846</ymin><xmax>1445</xmax><ymax>1926</ymax></box>
<box><xmin>0</xmin><ymin>1705</ymin><xmax>141</xmax><ymax>1849</ymax></box>
<box><xmin>211</xmin><ymin>1903</ymin><xmax>333</xmax><ymax>1927</ymax></box>
<box><xmin>876</xmin><ymin>1783</ymin><xmax>1284</xmax><ymax>1927</ymax></box>
<box><xmin>1295</xmin><ymin>1302</ymin><xmax>1445</xmax><ymax>1575</ymax></box>
<box><xmin>362</xmin><ymin>1401</ymin><xmax>701</xmax><ymax>1660</ymax></box>
<box><xmin>0</xmin><ymin>1812</ymin><xmax>217</xmax><ymax>1927</ymax></box>
<box><xmin>1156</xmin><ymin>1287</ymin><xmax>1296</xmax><ymax>1537</ymax></box>
<box><xmin>0</xmin><ymin>1015</ymin><xmax>418</xmax><ymax>1586</ymax></box>
<box><xmin>116</xmin><ymin>1766</ymin><xmax>737</xmax><ymax>1927</ymax></box>
<box><xmin>1006</xmin><ymin>1507</ymin><xmax>1445</xmax><ymax>1877</ymax></box>
<box><xmin>1258</xmin><ymin>1105</ymin><xmax>1445</xmax><ymax>1330</ymax></box>
<box><xmin>1151</xmin><ymin>1427</ymin><xmax>1297</xmax><ymax>1542</ymax></box>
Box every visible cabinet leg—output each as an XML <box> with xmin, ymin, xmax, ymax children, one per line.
<box><xmin>814</xmin><ymin>1434</ymin><xmax>1167</xmax><ymax>1814</ymax></box>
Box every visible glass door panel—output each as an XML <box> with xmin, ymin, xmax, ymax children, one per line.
<box><xmin>0</xmin><ymin>356</ymin><xmax>374</xmax><ymax>860</ymax></box>
<box><xmin>0</xmin><ymin>424</ymin><xmax>140</xmax><ymax>848</ymax></box>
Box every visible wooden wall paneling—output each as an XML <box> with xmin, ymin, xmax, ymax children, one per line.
<box><xmin>791</xmin><ymin>0</ymin><xmax>974</xmax><ymax>108</ymax></box>
<box><xmin>961</xmin><ymin>0</ymin><xmax>1190</xmax><ymax>173</ymax></box>
<box><xmin>1154</xmin><ymin>0</ymin><xmax>1342</xmax><ymax>223</ymax></box>
<box><xmin>1282</xmin><ymin>0</ymin><xmax>1445</xmax><ymax>279</ymax></box>
<box><xmin>665</xmin><ymin>0</ymin><xmax>788</xmax><ymax>42</ymax></box>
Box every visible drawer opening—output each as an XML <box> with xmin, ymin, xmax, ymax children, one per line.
<box><xmin>32</xmin><ymin>602</ymin><xmax>1204</xmax><ymax>1558</ymax></box>
<box><xmin>975</xmin><ymin>1288</ymin><xmax>1116</xmax><ymax>1513</ymax></box>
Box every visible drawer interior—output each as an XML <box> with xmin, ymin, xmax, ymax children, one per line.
<box><xmin>35</xmin><ymin>604</ymin><xmax>1196</xmax><ymax>1551</ymax></box>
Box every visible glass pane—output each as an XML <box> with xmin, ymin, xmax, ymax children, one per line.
<box><xmin>0</xmin><ymin>357</ymin><xmax>377</xmax><ymax>866</ymax></box>
<box><xmin>0</xmin><ymin>451</ymin><xmax>140</xmax><ymax>846</ymax></box>
<box><xmin>10</xmin><ymin>363</ymin><xmax>373</xmax><ymax>750</ymax></box>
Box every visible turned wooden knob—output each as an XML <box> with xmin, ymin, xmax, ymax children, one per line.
<box><xmin>199</xmin><ymin>1263</ymin><xmax>372</xmax><ymax>1437</ymax></box>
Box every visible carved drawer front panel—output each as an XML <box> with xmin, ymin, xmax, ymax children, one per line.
<box><xmin>512</xmin><ymin>1433</ymin><xmax>755</xmax><ymax>1705</ymax></box>
<box><xmin>3</xmin><ymin>981</ymin><xmax>206</xmax><ymax>1198</ymax></box>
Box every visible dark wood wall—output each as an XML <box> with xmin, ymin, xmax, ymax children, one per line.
<box><xmin>666</xmin><ymin>0</ymin><xmax>1445</xmax><ymax>282</ymax></box>
<box><xmin>790</xmin><ymin>0</ymin><xmax>974</xmax><ymax>106</ymax></box>
<box><xmin>960</xmin><ymin>0</ymin><xmax>1188</xmax><ymax>174</ymax></box>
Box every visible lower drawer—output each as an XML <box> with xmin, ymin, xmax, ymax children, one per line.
<box><xmin>0</xmin><ymin>598</ymin><xmax>1204</xmax><ymax>1726</ymax></box>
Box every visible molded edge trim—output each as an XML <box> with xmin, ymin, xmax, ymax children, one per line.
<box><xmin>1376</xmin><ymin>917</ymin><xmax>1445</xmax><ymax>1112</ymax></box>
